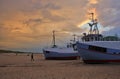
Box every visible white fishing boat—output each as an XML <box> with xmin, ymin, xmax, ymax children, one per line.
<box><xmin>76</xmin><ymin>12</ymin><xmax>120</xmax><ymax>63</ymax></box>
<box><xmin>43</xmin><ymin>47</ymin><xmax>79</xmax><ymax>60</ymax></box>
<box><xmin>76</xmin><ymin>41</ymin><xmax>120</xmax><ymax>63</ymax></box>
<box><xmin>43</xmin><ymin>30</ymin><xmax>80</xmax><ymax>60</ymax></box>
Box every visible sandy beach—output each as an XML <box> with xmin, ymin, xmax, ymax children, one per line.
<box><xmin>0</xmin><ymin>53</ymin><xmax>120</xmax><ymax>79</ymax></box>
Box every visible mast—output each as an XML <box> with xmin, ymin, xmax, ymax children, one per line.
<box><xmin>93</xmin><ymin>19</ymin><xmax>99</xmax><ymax>34</ymax></box>
<box><xmin>88</xmin><ymin>13</ymin><xmax>94</xmax><ymax>34</ymax></box>
<box><xmin>88</xmin><ymin>12</ymin><xmax>99</xmax><ymax>34</ymax></box>
<box><xmin>90</xmin><ymin>12</ymin><xmax>94</xmax><ymax>22</ymax></box>
<box><xmin>52</xmin><ymin>30</ymin><xmax>56</xmax><ymax>48</ymax></box>
<box><xmin>73</xmin><ymin>34</ymin><xmax>76</xmax><ymax>42</ymax></box>
<box><xmin>82</xmin><ymin>11</ymin><xmax>103</xmax><ymax>41</ymax></box>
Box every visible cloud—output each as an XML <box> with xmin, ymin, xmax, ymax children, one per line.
<box><xmin>102</xmin><ymin>26</ymin><xmax>120</xmax><ymax>36</ymax></box>
<box><xmin>0</xmin><ymin>0</ymin><xmax>120</xmax><ymax>51</ymax></box>
<box><xmin>44</xmin><ymin>2</ymin><xmax>61</xmax><ymax>10</ymax></box>
<box><xmin>41</xmin><ymin>10</ymin><xmax>66</xmax><ymax>22</ymax></box>
<box><xmin>88</xmin><ymin>0</ymin><xmax>98</xmax><ymax>4</ymax></box>
<box><xmin>0</xmin><ymin>24</ymin><xmax>13</xmax><ymax>40</ymax></box>
<box><xmin>96</xmin><ymin>0</ymin><xmax>120</xmax><ymax>27</ymax></box>
<box><xmin>23</xmin><ymin>18</ymin><xmax>44</xmax><ymax>26</ymax></box>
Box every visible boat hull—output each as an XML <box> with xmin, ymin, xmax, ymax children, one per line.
<box><xmin>76</xmin><ymin>42</ymin><xmax>120</xmax><ymax>64</ymax></box>
<box><xmin>83</xmin><ymin>60</ymin><xmax>120</xmax><ymax>64</ymax></box>
<box><xmin>43</xmin><ymin>49</ymin><xmax>80</xmax><ymax>60</ymax></box>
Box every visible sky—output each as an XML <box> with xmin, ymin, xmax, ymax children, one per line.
<box><xmin>0</xmin><ymin>0</ymin><xmax>120</xmax><ymax>52</ymax></box>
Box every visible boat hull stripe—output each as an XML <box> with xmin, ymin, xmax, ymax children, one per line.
<box><xmin>45</xmin><ymin>56</ymin><xmax>80</xmax><ymax>60</ymax></box>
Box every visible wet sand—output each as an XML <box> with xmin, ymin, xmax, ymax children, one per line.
<box><xmin>0</xmin><ymin>53</ymin><xmax>120</xmax><ymax>79</ymax></box>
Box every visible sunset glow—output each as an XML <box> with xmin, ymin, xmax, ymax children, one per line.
<box><xmin>77</xmin><ymin>20</ymin><xmax>90</xmax><ymax>28</ymax></box>
<box><xmin>88</xmin><ymin>0</ymin><xmax>98</xmax><ymax>4</ymax></box>
<box><xmin>0</xmin><ymin>0</ymin><xmax>120</xmax><ymax>52</ymax></box>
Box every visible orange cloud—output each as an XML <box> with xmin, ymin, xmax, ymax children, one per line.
<box><xmin>88</xmin><ymin>0</ymin><xmax>98</xmax><ymax>4</ymax></box>
<box><xmin>0</xmin><ymin>0</ymin><xmax>86</xmax><ymax>51</ymax></box>
<box><xmin>0</xmin><ymin>0</ymin><xmax>119</xmax><ymax>52</ymax></box>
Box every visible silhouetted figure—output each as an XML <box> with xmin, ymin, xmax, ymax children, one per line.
<box><xmin>31</xmin><ymin>53</ymin><xmax>34</xmax><ymax>61</ymax></box>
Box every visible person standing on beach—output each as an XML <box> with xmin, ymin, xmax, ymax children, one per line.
<box><xmin>31</xmin><ymin>53</ymin><xmax>34</xmax><ymax>61</ymax></box>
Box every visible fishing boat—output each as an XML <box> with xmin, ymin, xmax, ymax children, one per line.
<box><xmin>43</xmin><ymin>47</ymin><xmax>79</xmax><ymax>60</ymax></box>
<box><xmin>76</xmin><ymin>12</ymin><xmax>120</xmax><ymax>63</ymax></box>
<box><xmin>76</xmin><ymin>41</ymin><xmax>120</xmax><ymax>63</ymax></box>
<box><xmin>43</xmin><ymin>30</ymin><xmax>80</xmax><ymax>60</ymax></box>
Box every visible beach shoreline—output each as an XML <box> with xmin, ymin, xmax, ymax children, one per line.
<box><xmin>0</xmin><ymin>53</ymin><xmax>120</xmax><ymax>79</ymax></box>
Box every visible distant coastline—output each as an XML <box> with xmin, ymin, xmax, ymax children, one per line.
<box><xmin>0</xmin><ymin>49</ymin><xmax>42</xmax><ymax>54</ymax></box>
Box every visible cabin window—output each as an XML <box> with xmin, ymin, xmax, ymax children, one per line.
<box><xmin>89</xmin><ymin>45</ymin><xmax>107</xmax><ymax>53</ymax></box>
<box><xmin>95</xmin><ymin>37</ymin><xmax>98</xmax><ymax>41</ymax></box>
<box><xmin>73</xmin><ymin>44</ymin><xmax>77</xmax><ymax>51</ymax></box>
<box><xmin>46</xmin><ymin>51</ymin><xmax>50</xmax><ymax>53</ymax></box>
